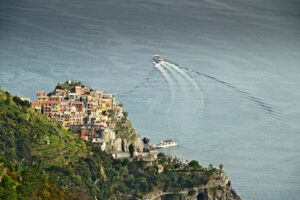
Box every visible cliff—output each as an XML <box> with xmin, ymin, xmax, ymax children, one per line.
<box><xmin>200</xmin><ymin>171</ymin><xmax>241</xmax><ymax>200</ymax></box>
<box><xmin>110</xmin><ymin>117</ymin><xmax>143</xmax><ymax>152</ymax></box>
<box><xmin>143</xmin><ymin>172</ymin><xmax>240</xmax><ymax>200</ymax></box>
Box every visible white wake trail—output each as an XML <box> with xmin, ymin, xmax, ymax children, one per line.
<box><xmin>163</xmin><ymin>61</ymin><xmax>199</xmax><ymax>89</ymax></box>
<box><xmin>155</xmin><ymin>63</ymin><xmax>174</xmax><ymax>112</ymax></box>
<box><xmin>161</xmin><ymin>61</ymin><xmax>204</xmax><ymax>112</ymax></box>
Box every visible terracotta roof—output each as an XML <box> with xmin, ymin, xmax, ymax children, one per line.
<box><xmin>31</xmin><ymin>102</ymin><xmax>40</xmax><ymax>106</ymax></box>
<box><xmin>42</xmin><ymin>100</ymin><xmax>60</xmax><ymax>104</ymax></box>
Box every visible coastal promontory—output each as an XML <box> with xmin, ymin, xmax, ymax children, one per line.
<box><xmin>0</xmin><ymin>82</ymin><xmax>241</xmax><ymax>200</ymax></box>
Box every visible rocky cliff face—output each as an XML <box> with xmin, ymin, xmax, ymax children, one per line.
<box><xmin>107</xmin><ymin>115</ymin><xmax>144</xmax><ymax>152</ymax></box>
<box><xmin>193</xmin><ymin>171</ymin><xmax>241</xmax><ymax>200</ymax></box>
<box><xmin>110</xmin><ymin>132</ymin><xmax>143</xmax><ymax>152</ymax></box>
<box><xmin>143</xmin><ymin>172</ymin><xmax>241</xmax><ymax>200</ymax></box>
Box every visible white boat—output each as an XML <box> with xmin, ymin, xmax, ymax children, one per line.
<box><xmin>153</xmin><ymin>55</ymin><xmax>164</xmax><ymax>63</ymax></box>
<box><xmin>156</xmin><ymin>140</ymin><xmax>178</xmax><ymax>148</ymax></box>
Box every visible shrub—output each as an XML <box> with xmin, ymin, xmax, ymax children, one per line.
<box><xmin>188</xmin><ymin>189</ymin><xmax>197</xmax><ymax>196</ymax></box>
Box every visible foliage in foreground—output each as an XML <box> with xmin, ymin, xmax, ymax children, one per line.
<box><xmin>0</xmin><ymin>156</ymin><xmax>78</xmax><ymax>200</ymax></box>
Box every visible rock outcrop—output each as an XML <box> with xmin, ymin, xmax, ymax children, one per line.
<box><xmin>110</xmin><ymin>132</ymin><xmax>143</xmax><ymax>152</ymax></box>
<box><xmin>143</xmin><ymin>172</ymin><xmax>241</xmax><ymax>200</ymax></box>
<box><xmin>107</xmin><ymin>116</ymin><xmax>144</xmax><ymax>152</ymax></box>
<box><xmin>193</xmin><ymin>171</ymin><xmax>241</xmax><ymax>200</ymax></box>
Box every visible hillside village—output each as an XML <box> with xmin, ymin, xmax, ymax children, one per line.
<box><xmin>31</xmin><ymin>80</ymin><xmax>157</xmax><ymax>163</ymax></box>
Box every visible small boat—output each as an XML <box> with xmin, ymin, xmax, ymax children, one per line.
<box><xmin>153</xmin><ymin>55</ymin><xmax>164</xmax><ymax>63</ymax></box>
<box><xmin>156</xmin><ymin>140</ymin><xmax>178</xmax><ymax>148</ymax></box>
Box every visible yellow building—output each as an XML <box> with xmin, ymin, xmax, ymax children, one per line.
<box><xmin>31</xmin><ymin>102</ymin><xmax>41</xmax><ymax>112</ymax></box>
<box><xmin>50</xmin><ymin>102</ymin><xmax>61</xmax><ymax>116</ymax></box>
<box><xmin>69</xmin><ymin>111</ymin><xmax>85</xmax><ymax>126</ymax></box>
<box><xmin>62</xmin><ymin>113</ymin><xmax>70</xmax><ymax>128</ymax></box>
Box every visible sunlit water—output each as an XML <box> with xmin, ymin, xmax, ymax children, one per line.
<box><xmin>1</xmin><ymin>0</ymin><xmax>300</xmax><ymax>199</ymax></box>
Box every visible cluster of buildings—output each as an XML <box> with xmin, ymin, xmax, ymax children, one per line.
<box><xmin>30</xmin><ymin>81</ymin><xmax>158</xmax><ymax>164</ymax></box>
<box><xmin>31</xmin><ymin>81</ymin><xmax>124</xmax><ymax>151</ymax></box>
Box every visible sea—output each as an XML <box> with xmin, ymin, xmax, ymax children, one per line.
<box><xmin>0</xmin><ymin>0</ymin><xmax>300</xmax><ymax>199</ymax></box>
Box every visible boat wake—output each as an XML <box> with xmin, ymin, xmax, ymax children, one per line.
<box><xmin>159</xmin><ymin>61</ymin><xmax>205</xmax><ymax>113</ymax></box>
<box><xmin>168</xmin><ymin>61</ymin><xmax>279</xmax><ymax>118</ymax></box>
<box><xmin>154</xmin><ymin>63</ymin><xmax>175</xmax><ymax>112</ymax></box>
<box><xmin>121</xmin><ymin>56</ymin><xmax>279</xmax><ymax>119</ymax></box>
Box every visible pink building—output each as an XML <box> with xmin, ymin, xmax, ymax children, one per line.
<box><xmin>37</xmin><ymin>91</ymin><xmax>45</xmax><ymax>97</ymax></box>
<box><xmin>50</xmin><ymin>96</ymin><xmax>60</xmax><ymax>102</ymax></box>
<box><xmin>60</xmin><ymin>102</ymin><xmax>70</xmax><ymax>113</ymax></box>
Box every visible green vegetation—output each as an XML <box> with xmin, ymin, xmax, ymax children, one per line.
<box><xmin>0</xmin><ymin>89</ymin><xmax>222</xmax><ymax>199</ymax></box>
<box><xmin>48</xmin><ymin>81</ymin><xmax>85</xmax><ymax>96</ymax></box>
<box><xmin>112</xmin><ymin>112</ymin><xmax>138</xmax><ymax>141</ymax></box>
<box><xmin>0</xmin><ymin>156</ymin><xmax>76</xmax><ymax>200</ymax></box>
<box><xmin>12</xmin><ymin>96</ymin><xmax>30</xmax><ymax>107</ymax></box>
<box><xmin>0</xmin><ymin>89</ymin><xmax>88</xmax><ymax>166</ymax></box>
<box><xmin>55</xmin><ymin>81</ymin><xmax>84</xmax><ymax>91</ymax></box>
<box><xmin>142</xmin><ymin>137</ymin><xmax>150</xmax><ymax>145</ymax></box>
<box><xmin>219</xmin><ymin>163</ymin><xmax>223</xmax><ymax>171</ymax></box>
<box><xmin>129</xmin><ymin>144</ymin><xmax>134</xmax><ymax>157</ymax></box>
<box><xmin>188</xmin><ymin>189</ymin><xmax>197</xmax><ymax>196</ymax></box>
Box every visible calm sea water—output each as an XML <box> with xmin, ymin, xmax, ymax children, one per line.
<box><xmin>1</xmin><ymin>0</ymin><xmax>300</xmax><ymax>199</ymax></box>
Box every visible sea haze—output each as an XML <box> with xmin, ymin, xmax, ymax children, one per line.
<box><xmin>0</xmin><ymin>0</ymin><xmax>300</xmax><ymax>199</ymax></box>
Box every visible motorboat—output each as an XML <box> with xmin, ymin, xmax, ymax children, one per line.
<box><xmin>156</xmin><ymin>140</ymin><xmax>178</xmax><ymax>148</ymax></box>
<box><xmin>153</xmin><ymin>55</ymin><xmax>164</xmax><ymax>63</ymax></box>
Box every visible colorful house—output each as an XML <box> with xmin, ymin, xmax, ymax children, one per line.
<box><xmin>31</xmin><ymin>102</ymin><xmax>41</xmax><ymax>112</ymax></box>
<box><xmin>42</xmin><ymin>100</ymin><xmax>60</xmax><ymax>118</ymax></box>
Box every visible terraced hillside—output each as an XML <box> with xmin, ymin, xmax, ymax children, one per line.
<box><xmin>33</xmin><ymin>131</ymin><xmax>88</xmax><ymax>166</ymax></box>
<box><xmin>0</xmin><ymin>89</ymin><xmax>89</xmax><ymax>166</ymax></box>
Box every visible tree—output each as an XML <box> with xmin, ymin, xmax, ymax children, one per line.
<box><xmin>173</xmin><ymin>163</ymin><xmax>180</xmax><ymax>169</ymax></box>
<box><xmin>123</xmin><ymin>111</ymin><xmax>128</xmax><ymax>118</ymax></box>
<box><xmin>188</xmin><ymin>160</ymin><xmax>200</xmax><ymax>170</ymax></box>
<box><xmin>0</xmin><ymin>175</ymin><xmax>18</xmax><ymax>200</ymax></box>
<box><xmin>17</xmin><ymin>167</ymin><xmax>46</xmax><ymax>198</ymax></box>
<box><xmin>121</xmin><ymin>140</ymin><xmax>125</xmax><ymax>152</ymax></box>
<box><xmin>12</xmin><ymin>96</ymin><xmax>30</xmax><ymax>107</ymax></box>
<box><xmin>5</xmin><ymin>95</ymin><xmax>11</xmax><ymax>105</ymax></box>
<box><xmin>56</xmin><ymin>85</ymin><xmax>62</xmax><ymax>90</ymax></box>
<box><xmin>188</xmin><ymin>189</ymin><xmax>196</xmax><ymax>196</ymax></box>
<box><xmin>107</xmin><ymin>109</ymin><xmax>115</xmax><ymax>118</ymax></box>
<box><xmin>142</xmin><ymin>137</ymin><xmax>150</xmax><ymax>145</ymax></box>
<box><xmin>219</xmin><ymin>163</ymin><xmax>223</xmax><ymax>171</ymax></box>
<box><xmin>129</xmin><ymin>144</ymin><xmax>135</xmax><ymax>157</ymax></box>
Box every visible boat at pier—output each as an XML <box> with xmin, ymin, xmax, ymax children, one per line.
<box><xmin>155</xmin><ymin>140</ymin><xmax>178</xmax><ymax>148</ymax></box>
